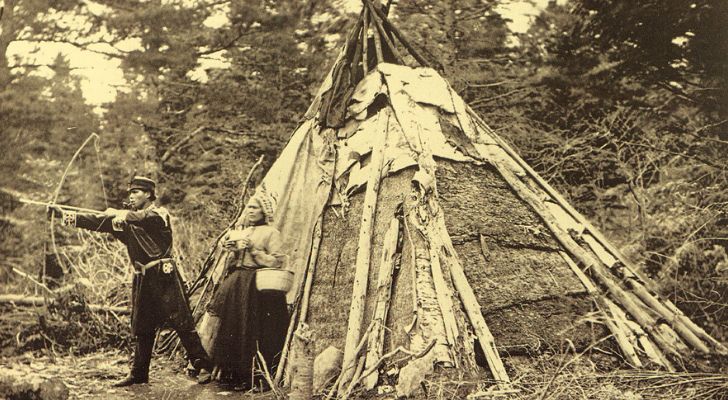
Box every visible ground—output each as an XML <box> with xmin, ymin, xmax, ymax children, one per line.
<box><xmin>2</xmin><ymin>348</ymin><xmax>727</xmax><ymax>399</ymax></box>
<box><xmin>1</xmin><ymin>351</ymin><xmax>274</xmax><ymax>400</ymax></box>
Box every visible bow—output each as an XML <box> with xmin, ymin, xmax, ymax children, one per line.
<box><xmin>47</xmin><ymin>132</ymin><xmax>109</xmax><ymax>278</ymax></box>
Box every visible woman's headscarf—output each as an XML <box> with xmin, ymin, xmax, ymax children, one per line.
<box><xmin>251</xmin><ymin>187</ymin><xmax>276</xmax><ymax>225</ymax></box>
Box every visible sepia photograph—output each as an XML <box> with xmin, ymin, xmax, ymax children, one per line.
<box><xmin>0</xmin><ymin>0</ymin><xmax>726</xmax><ymax>399</ymax></box>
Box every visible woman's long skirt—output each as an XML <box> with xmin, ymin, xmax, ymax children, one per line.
<box><xmin>207</xmin><ymin>268</ymin><xmax>289</xmax><ymax>385</ymax></box>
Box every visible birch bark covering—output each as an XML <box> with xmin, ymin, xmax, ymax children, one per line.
<box><xmin>404</xmin><ymin>193</ymin><xmax>453</xmax><ymax>366</ymax></box>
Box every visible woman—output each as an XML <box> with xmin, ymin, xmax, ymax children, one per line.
<box><xmin>207</xmin><ymin>190</ymin><xmax>289</xmax><ymax>391</ymax></box>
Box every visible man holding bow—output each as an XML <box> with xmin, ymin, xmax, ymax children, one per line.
<box><xmin>49</xmin><ymin>176</ymin><xmax>212</xmax><ymax>387</ymax></box>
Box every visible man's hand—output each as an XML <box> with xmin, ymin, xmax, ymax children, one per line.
<box><xmin>105</xmin><ymin>208</ymin><xmax>129</xmax><ymax>219</ymax></box>
<box><xmin>46</xmin><ymin>205</ymin><xmax>63</xmax><ymax>220</ymax></box>
<box><xmin>104</xmin><ymin>207</ymin><xmax>121</xmax><ymax>217</ymax></box>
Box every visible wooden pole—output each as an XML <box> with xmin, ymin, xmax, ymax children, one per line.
<box><xmin>365</xmin><ymin>0</ymin><xmax>403</xmax><ymax>64</ymax></box>
<box><xmin>428</xmin><ymin>212</ymin><xmax>510</xmax><ymax>384</ymax></box>
<box><xmin>580</xmin><ymin>232</ymin><xmax>711</xmax><ymax>353</ymax></box>
<box><xmin>363</xmin><ymin>217</ymin><xmax>400</xmax><ymax>390</ymax></box>
<box><xmin>559</xmin><ymin>252</ymin><xmax>643</xmax><ymax>366</ymax></box>
<box><xmin>623</xmin><ymin>277</ymin><xmax>709</xmax><ymax>353</ymax></box>
<box><xmin>664</xmin><ymin>299</ymin><xmax>728</xmax><ymax>354</ymax></box>
<box><xmin>340</xmin><ymin>112</ymin><xmax>389</xmax><ymax>389</ymax></box>
<box><xmin>482</xmin><ymin>153</ymin><xmax>684</xmax><ymax>358</ymax></box>
<box><xmin>300</xmin><ymin>217</ymin><xmax>324</xmax><ymax>323</ymax></box>
<box><xmin>426</xmin><ymin>234</ymin><xmax>460</xmax><ymax>362</ymax></box>
<box><xmin>438</xmin><ymin>245</ymin><xmax>510</xmax><ymax>384</ymax></box>
<box><xmin>601</xmin><ymin>298</ymin><xmax>643</xmax><ymax>367</ymax></box>
<box><xmin>369</xmin><ymin>8</ymin><xmax>384</xmax><ymax>64</ymax></box>
<box><xmin>276</xmin><ymin>215</ymin><xmax>325</xmax><ymax>386</ymax></box>
<box><xmin>361</xmin><ymin>6</ymin><xmax>369</xmax><ymax>75</ymax></box>
<box><xmin>364</xmin><ymin>0</ymin><xmax>430</xmax><ymax>67</ymax></box>
<box><xmin>322</xmin><ymin>13</ymin><xmax>364</xmax><ymax>123</ymax></box>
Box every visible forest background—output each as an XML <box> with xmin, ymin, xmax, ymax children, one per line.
<box><xmin>0</xmin><ymin>0</ymin><xmax>726</xmax><ymax>356</ymax></box>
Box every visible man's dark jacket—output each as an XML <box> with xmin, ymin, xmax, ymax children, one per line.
<box><xmin>74</xmin><ymin>206</ymin><xmax>194</xmax><ymax>335</ymax></box>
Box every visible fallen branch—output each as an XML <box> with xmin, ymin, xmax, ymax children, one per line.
<box><xmin>12</xmin><ymin>267</ymin><xmax>53</xmax><ymax>295</ymax></box>
<box><xmin>0</xmin><ymin>294</ymin><xmax>129</xmax><ymax>314</ymax></box>
<box><xmin>256</xmin><ymin>350</ymin><xmax>286</xmax><ymax>399</ymax></box>
<box><xmin>355</xmin><ymin>339</ymin><xmax>437</xmax><ymax>392</ymax></box>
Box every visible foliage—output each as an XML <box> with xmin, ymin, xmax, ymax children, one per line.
<box><xmin>503</xmin><ymin>1</ymin><xmax>728</xmax><ymax>339</ymax></box>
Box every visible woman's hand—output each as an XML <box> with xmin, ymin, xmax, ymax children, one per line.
<box><xmin>222</xmin><ymin>236</ymin><xmax>251</xmax><ymax>252</ymax></box>
<box><xmin>222</xmin><ymin>240</ymin><xmax>237</xmax><ymax>252</ymax></box>
<box><xmin>237</xmin><ymin>237</ymin><xmax>251</xmax><ymax>249</ymax></box>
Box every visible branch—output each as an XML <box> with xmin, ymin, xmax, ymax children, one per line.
<box><xmin>0</xmin><ymin>293</ymin><xmax>129</xmax><ymax>314</ymax></box>
<box><xmin>469</xmin><ymin>87</ymin><xmax>529</xmax><ymax>107</ymax></box>
<box><xmin>155</xmin><ymin>125</ymin><xmax>283</xmax><ymax>163</ymax></box>
<box><xmin>195</xmin><ymin>29</ymin><xmax>256</xmax><ymax>56</ymax></box>
<box><xmin>161</xmin><ymin>126</ymin><xmax>205</xmax><ymax>162</ymax></box>
<box><xmin>465</xmin><ymin>79</ymin><xmax>517</xmax><ymax>88</ymax></box>
<box><xmin>15</xmin><ymin>38</ymin><xmax>127</xmax><ymax>59</ymax></box>
<box><xmin>689</xmin><ymin>120</ymin><xmax>728</xmax><ymax>145</ymax></box>
<box><xmin>10</xmin><ymin>63</ymin><xmax>92</xmax><ymax>71</ymax></box>
<box><xmin>622</xmin><ymin>140</ymin><xmax>727</xmax><ymax>171</ymax></box>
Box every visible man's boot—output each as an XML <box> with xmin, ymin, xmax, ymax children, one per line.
<box><xmin>178</xmin><ymin>327</ymin><xmax>214</xmax><ymax>385</ymax></box>
<box><xmin>113</xmin><ymin>375</ymin><xmax>148</xmax><ymax>387</ymax></box>
<box><xmin>196</xmin><ymin>368</ymin><xmax>212</xmax><ymax>384</ymax></box>
<box><xmin>114</xmin><ymin>334</ymin><xmax>154</xmax><ymax>387</ymax></box>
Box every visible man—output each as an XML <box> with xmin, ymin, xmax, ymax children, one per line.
<box><xmin>49</xmin><ymin>176</ymin><xmax>212</xmax><ymax>387</ymax></box>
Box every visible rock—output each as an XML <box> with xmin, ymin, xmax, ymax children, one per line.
<box><xmin>313</xmin><ymin>345</ymin><xmax>342</xmax><ymax>392</ymax></box>
<box><xmin>395</xmin><ymin>348</ymin><xmax>436</xmax><ymax>398</ymax></box>
<box><xmin>0</xmin><ymin>368</ymin><xmax>69</xmax><ymax>400</ymax></box>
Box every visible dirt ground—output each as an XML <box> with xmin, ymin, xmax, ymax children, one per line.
<box><xmin>1</xmin><ymin>350</ymin><xmax>273</xmax><ymax>400</ymax></box>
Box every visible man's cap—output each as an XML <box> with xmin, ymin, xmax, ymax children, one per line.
<box><xmin>128</xmin><ymin>176</ymin><xmax>156</xmax><ymax>194</ymax></box>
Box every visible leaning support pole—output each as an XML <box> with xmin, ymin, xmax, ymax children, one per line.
<box><xmin>579</xmin><ymin>231</ymin><xmax>712</xmax><ymax>354</ymax></box>
<box><xmin>558</xmin><ymin>252</ymin><xmax>642</xmax><ymax>367</ymax></box>
<box><xmin>364</xmin><ymin>0</ymin><xmax>430</xmax><ymax>67</ymax></box>
<box><xmin>466</xmin><ymin>107</ymin><xmax>657</xmax><ymax>292</ymax></box>
<box><xmin>488</xmin><ymin>158</ymin><xmax>686</xmax><ymax>358</ymax></box>
<box><xmin>438</xmin><ymin>244</ymin><xmax>510</xmax><ymax>384</ymax></box>
<box><xmin>623</xmin><ymin>277</ymin><xmax>710</xmax><ymax>353</ymax></box>
<box><xmin>340</xmin><ymin>112</ymin><xmax>389</xmax><ymax>389</ymax></box>
<box><xmin>275</xmin><ymin>216</ymin><xmax>324</xmax><ymax>386</ymax></box>
<box><xmin>431</xmin><ymin>214</ymin><xmax>510</xmax><ymax>385</ymax></box>
<box><xmin>425</xmin><ymin>230</ymin><xmax>460</xmax><ymax>363</ymax></box>
<box><xmin>365</xmin><ymin>0</ymin><xmax>403</xmax><ymax>64</ymax></box>
<box><xmin>361</xmin><ymin>6</ymin><xmax>369</xmax><ymax>75</ymax></box>
<box><xmin>600</xmin><ymin>298</ymin><xmax>643</xmax><ymax>367</ymax></box>
<box><xmin>364</xmin><ymin>216</ymin><xmax>401</xmax><ymax>390</ymax></box>
<box><xmin>663</xmin><ymin>299</ymin><xmax>728</xmax><ymax>355</ymax></box>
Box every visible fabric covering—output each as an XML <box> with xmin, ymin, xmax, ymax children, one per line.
<box><xmin>252</xmin><ymin>119</ymin><xmax>336</xmax><ymax>303</ymax></box>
